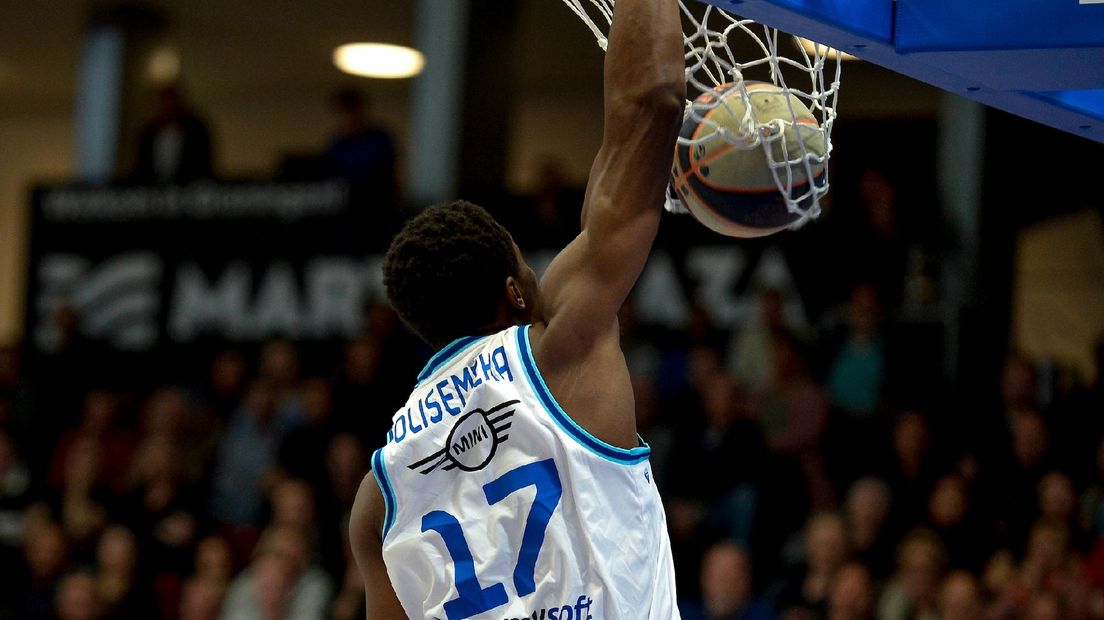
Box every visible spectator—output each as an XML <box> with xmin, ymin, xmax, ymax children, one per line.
<box><xmin>269</xmin><ymin>479</ymin><xmax>315</xmax><ymax>533</ymax></box>
<box><xmin>667</xmin><ymin>370</ymin><xmax>768</xmax><ymax>575</ymax></box>
<box><xmin>824</xmin><ymin>284</ymin><xmax>887</xmax><ymax>420</ymax></box>
<box><xmin>727</xmin><ymin>289</ymin><xmax>802</xmax><ymax>391</ymax></box>
<box><xmin>93</xmin><ymin>525</ymin><xmax>159</xmax><ymax>619</ymax></box>
<box><xmin>54</xmin><ymin>571</ymin><xmax>103</xmax><ymax>620</ymax></box>
<box><xmin>926</xmin><ymin>475</ymin><xmax>987</xmax><ymax>571</ymax></box>
<box><xmin>980</xmin><ymin>549</ymin><xmax>1017</xmax><ymax>608</ymax></box>
<box><xmin>1025</xmin><ymin>591</ymin><xmax>1065</xmax><ymax>620</ymax></box>
<box><xmin>970</xmin><ymin>355</ymin><xmax>1039</xmax><ymax>478</ymax></box>
<box><xmin>989</xmin><ymin>521</ymin><xmax>1091</xmax><ymax>619</ymax></box>
<box><xmin>141</xmin><ymin>386</ymin><xmax>212</xmax><ymax>483</ymax></box>
<box><xmin>822</xmin><ymin>285</ymin><xmax>889</xmax><ymax>488</ymax></box>
<box><xmin>1036</xmin><ymin>471</ymin><xmax>1088</xmax><ymax>551</ymax></box>
<box><xmin>134</xmin><ymin>85</ymin><xmax>214</xmax><ymax>184</ymax></box>
<box><xmin>258</xmin><ymin>340</ymin><xmax>305</xmax><ymax>421</ymax></box>
<box><xmin>4</xmin><ymin>520</ymin><xmax>68</xmax><ymax>620</ymax></box>
<box><xmin>324</xmin><ymin>433</ymin><xmax>368</xmax><ymax>519</ymax></box>
<box><xmin>937</xmin><ymin>571</ymin><xmax>983</xmax><ymax>620</ymax></box>
<box><xmin>747</xmin><ymin>335</ymin><xmax>832</xmax><ymax>508</ymax></box>
<box><xmin>330</xmin><ymin>498</ymin><xmax>368</xmax><ymax>620</ymax></box>
<box><xmin>206</xmin><ymin>350</ymin><xmax>249</xmax><ymax>421</ymax></box>
<box><xmin>220</xmin><ymin>525</ymin><xmax>332</xmax><ymax>620</ymax></box>
<box><xmin>843</xmin><ymin>166</ymin><xmax>908</xmax><ymax>308</ymax></box>
<box><xmin>48</xmin><ymin>391</ymin><xmax>134</xmax><ymax>495</ymax></box>
<box><xmin>843</xmin><ymin>477</ymin><xmax>894</xmax><ymax>580</ymax></box>
<box><xmin>56</xmin><ymin>436</ymin><xmax>111</xmax><ymax>554</ymax></box>
<box><xmin>277</xmin><ymin>379</ymin><xmax>335</xmax><ymax>488</ymax></box>
<box><xmin>772</xmin><ymin>512</ymin><xmax>848</xmax><ymax>617</ymax></box>
<box><xmin>209</xmin><ymin>380</ymin><xmax>299</xmax><ymax>562</ymax></box>
<box><xmin>333</xmin><ymin>335</ymin><xmax>386</xmax><ymax>440</ymax></box>
<box><xmin>680</xmin><ymin>542</ymin><xmax>775</xmax><ymax>620</ymax></box>
<box><xmin>989</xmin><ymin>409</ymin><xmax>1054</xmax><ymax>551</ymax></box>
<box><xmin>512</xmin><ymin>158</ymin><xmax>583</xmax><ymax>249</ymax></box>
<box><xmin>882</xmin><ymin>411</ymin><xmax>939</xmax><ymax>533</ymax></box>
<box><xmin>1001</xmin><ymin>356</ymin><xmax>1039</xmax><ymax>413</ymax></box>
<box><xmin>633</xmin><ymin>375</ymin><xmax>675</xmax><ymax>491</ymax></box>
<box><xmin>876</xmin><ymin>529</ymin><xmax>947</xmax><ymax>620</ymax></box>
<box><xmin>826</xmin><ymin>563</ymin><xmax>874</xmax><ymax>620</ymax></box>
<box><xmin>210</xmin><ymin>379</ymin><xmax>295</xmax><ymax>523</ymax></box>
<box><xmin>179</xmin><ymin>577</ymin><xmax>225</xmax><ymax>620</ymax></box>
<box><xmin>117</xmin><ymin>434</ymin><xmax>201</xmax><ymax>575</ymax></box>
<box><xmin>267</xmin><ymin>477</ymin><xmax>344</xmax><ymax>579</ymax></box>
<box><xmin>193</xmin><ymin>536</ymin><xmax>234</xmax><ymax>586</ymax></box>
<box><xmin>325</xmin><ymin>88</ymin><xmax>397</xmax><ymax>196</ymax></box>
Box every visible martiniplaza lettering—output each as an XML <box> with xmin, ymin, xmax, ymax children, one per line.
<box><xmin>32</xmin><ymin>244</ymin><xmax>807</xmax><ymax>350</ymax></box>
<box><xmin>387</xmin><ymin>347</ymin><xmax>514</xmax><ymax>444</ymax></box>
<box><xmin>503</xmin><ymin>595</ymin><xmax>595</xmax><ymax>620</ymax></box>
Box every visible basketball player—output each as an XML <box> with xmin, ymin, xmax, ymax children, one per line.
<box><xmin>349</xmin><ymin>0</ymin><xmax>685</xmax><ymax>616</ymax></box>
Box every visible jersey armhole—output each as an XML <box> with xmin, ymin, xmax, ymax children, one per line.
<box><xmin>370</xmin><ymin>448</ymin><xmax>398</xmax><ymax>538</ymax></box>
<box><xmin>515</xmin><ymin>324</ymin><xmax>652</xmax><ymax>466</ymax></box>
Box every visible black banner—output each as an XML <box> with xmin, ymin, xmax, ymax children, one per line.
<box><xmin>26</xmin><ymin>181</ymin><xmax>393</xmax><ymax>354</ymax></box>
<box><xmin>25</xmin><ymin>181</ymin><xmax>831</xmax><ymax>389</ymax></box>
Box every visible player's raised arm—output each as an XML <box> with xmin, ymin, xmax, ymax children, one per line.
<box><xmin>537</xmin><ymin>0</ymin><xmax>685</xmax><ymax>350</ymax></box>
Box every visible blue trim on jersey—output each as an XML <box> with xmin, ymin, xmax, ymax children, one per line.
<box><xmin>516</xmin><ymin>324</ymin><xmax>652</xmax><ymax>465</ymax></box>
<box><xmin>371</xmin><ymin>448</ymin><xmax>398</xmax><ymax>538</ymax></box>
<box><xmin>416</xmin><ymin>335</ymin><xmax>487</xmax><ymax>384</ymax></box>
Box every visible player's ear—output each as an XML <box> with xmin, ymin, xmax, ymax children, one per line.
<box><xmin>505</xmin><ymin>277</ymin><xmax>526</xmax><ymax>311</ymax></box>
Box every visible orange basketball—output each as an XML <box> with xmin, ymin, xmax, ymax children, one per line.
<box><xmin>670</xmin><ymin>81</ymin><xmax>827</xmax><ymax>237</ymax></box>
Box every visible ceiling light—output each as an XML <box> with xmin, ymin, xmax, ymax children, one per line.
<box><xmin>796</xmin><ymin>37</ymin><xmax>859</xmax><ymax>61</ymax></box>
<box><xmin>333</xmin><ymin>43</ymin><xmax>425</xmax><ymax>79</ymax></box>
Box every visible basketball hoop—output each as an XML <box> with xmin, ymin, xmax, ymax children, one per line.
<box><xmin>561</xmin><ymin>0</ymin><xmax>842</xmax><ymax>228</ymax></box>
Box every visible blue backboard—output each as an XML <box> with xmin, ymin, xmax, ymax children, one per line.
<box><xmin>699</xmin><ymin>0</ymin><xmax>1104</xmax><ymax>143</ymax></box>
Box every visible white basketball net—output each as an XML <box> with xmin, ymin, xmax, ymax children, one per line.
<box><xmin>561</xmin><ymin>0</ymin><xmax>842</xmax><ymax>228</ymax></box>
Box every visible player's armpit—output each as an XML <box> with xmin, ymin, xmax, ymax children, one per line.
<box><xmin>349</xmin><ymin>473</ymin><xmax>408</xmax><ymax>620</ymax></box>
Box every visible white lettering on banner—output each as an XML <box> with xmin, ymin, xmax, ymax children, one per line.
<box><xmin>1081</xmin><ymin>0</ymin><xmax>1104</xmax><ymax>5</ymax></box>
<box><xmin>685</xmin><ymin>246</ymin><xmax>747</xmax><ymax>326</ymax></box>
<box><xmin>630</xmin><ymin>247</ymin><xmax>806</xmax><ymax>329</ymax></box>
<box><xmin>37</xmin><ymin>247</ymin><xmax>805</xmax><ymax>348</ymax></box>
<box><xmin>253</xmin><ymin>262</ymin><xmax>302</xmax><ymax>337</ymax></box>
<box><xmin>706</xmin><ymin>245</ymin><xmax>807</xmax><ymax>328</ymax></box>
<box><xmin>35</xmin><ymin>253</ymin><xmax>162</xmax><ymax>351</ymax></box>
<box><xmin>40</xmin><ymin>181</ymin><xmax>349</xmax><ymax>223</ymax></box>
<box><xmin>634</xmin><ymin>251</ymin><xmax>691</xmax><ymax>327</ymax></box>
<box><xmin>166</xmin><ymin>259</ymin><xmax>384</xmax><ymax>342</ymax></box>
<box><xmin>169</xmin><ymin>263</ymin><xmax>252</xmax><ymax>341</ymax></box>
<box><xmin>306</xmin><ymin>259</ymin><xmax>367</xmax><ymax>337</ymax></box>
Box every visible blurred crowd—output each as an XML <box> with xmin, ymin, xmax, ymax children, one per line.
<box><xmin>628</xmin><ymin>288</ymin><xmax>1104</xmax><ymax>620</ymax></box>
<box><xmin>3</xmin><ymin>86</ymin><xmax>1104</xmax><ymax>619</ymax></box>
<box><xmin>3</xmin><ymin>272</ymin><xmax>1104</xmax><ymax>619</ymax></box>
<box><xmin>0</xmin><ymin>310</ymin><xmax>421</xmax><ymax>620</ymax></box>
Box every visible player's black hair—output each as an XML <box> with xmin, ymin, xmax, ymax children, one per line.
<box><xmin>383</xmin><ymin>201</ymin><xmax>519</xmax><ymax>347</ymax></box>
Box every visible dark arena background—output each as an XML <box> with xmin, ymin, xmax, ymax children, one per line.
<box><xmin>1</xmin><ymin>2</ymin><xmax>1104</xmax><ymax>620</ymax></box>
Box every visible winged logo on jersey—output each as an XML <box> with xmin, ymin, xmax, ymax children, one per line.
<box><xmin>407</xmin><ymin>399</ymin><xmax>518</xmax><ymax>474</ymax></box>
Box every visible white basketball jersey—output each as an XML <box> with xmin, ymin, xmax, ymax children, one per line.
<box><xmin>371</xmin><ymin>324</ymin><xmax>680</xmax><ymax>620</ymax></box>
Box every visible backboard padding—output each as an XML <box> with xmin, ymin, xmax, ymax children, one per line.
<box><xmin>699</xmin><ymin>0</ymin><xmax>1104</xmax><ymax>144</ymax></box>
